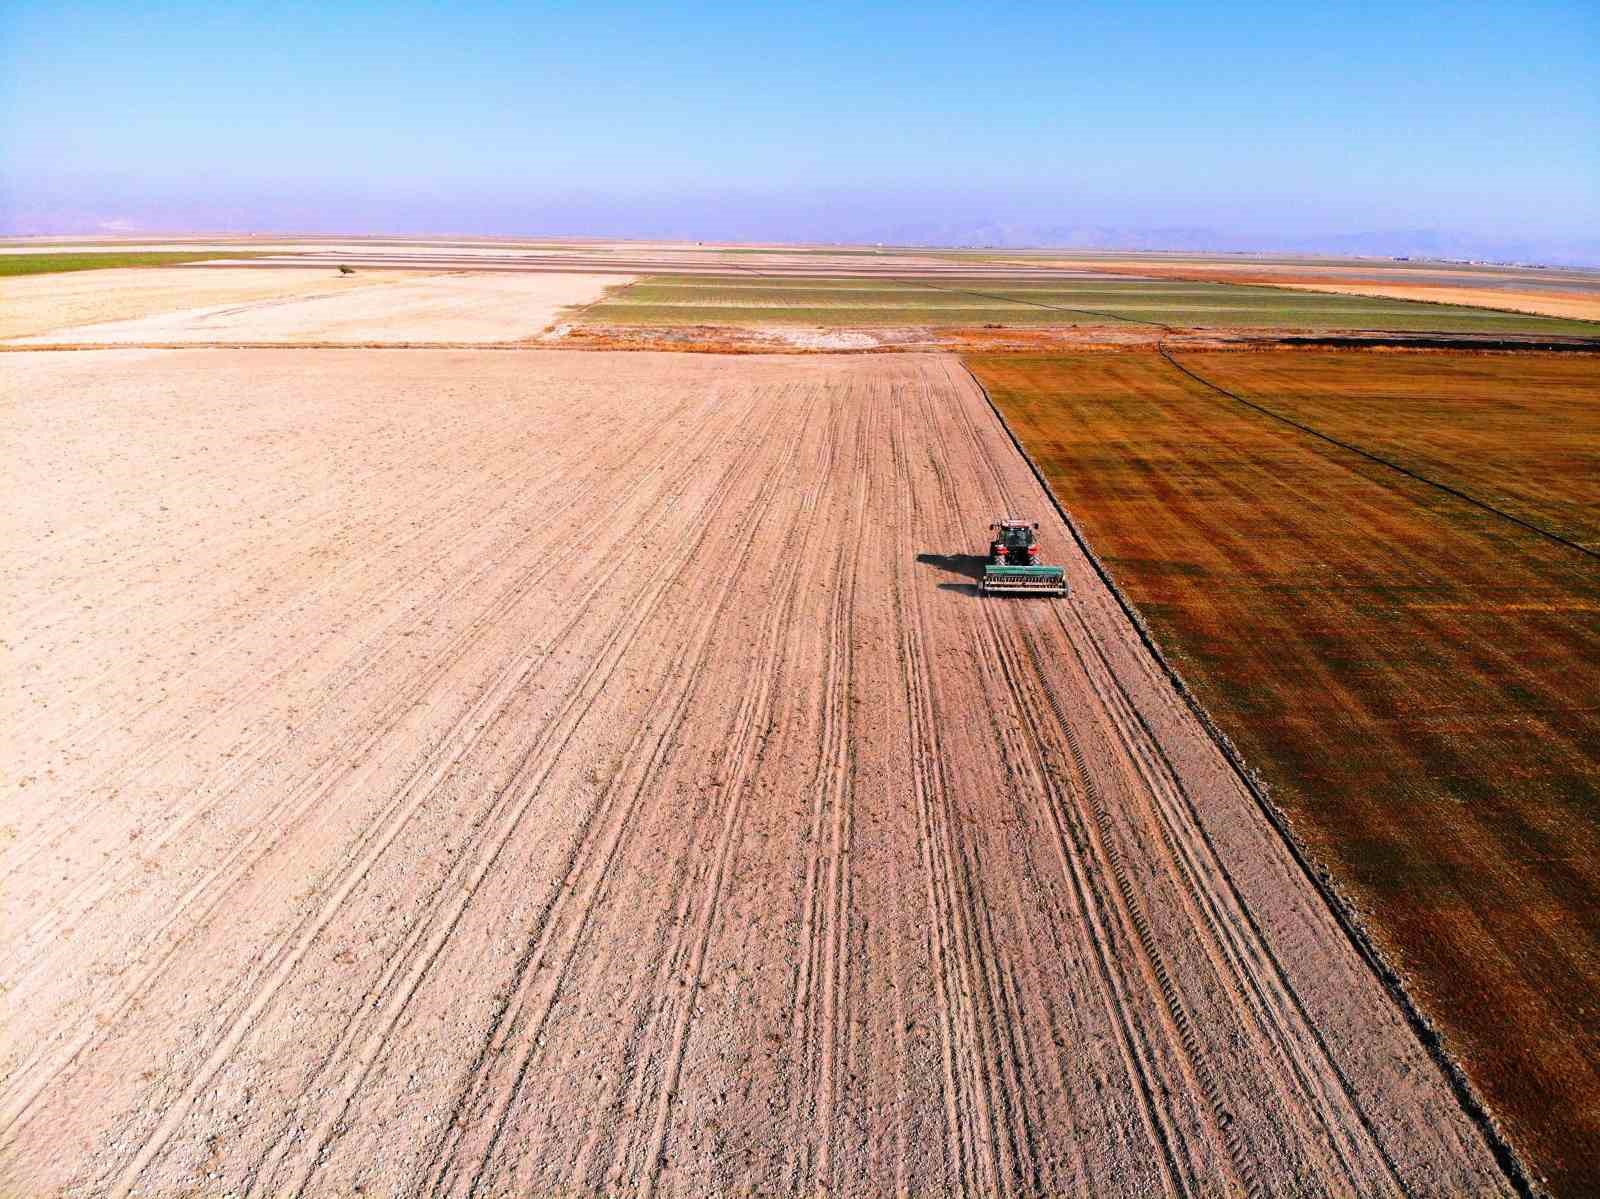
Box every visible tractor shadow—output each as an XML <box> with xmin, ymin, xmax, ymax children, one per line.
<box><xmin>916</xmin><ymin>552</ymin><xmax>987</xmax><ymax>594</ymax></box>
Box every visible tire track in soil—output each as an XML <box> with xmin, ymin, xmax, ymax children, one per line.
<box><xmin>0</xmin><ymin>386</ymin><xmax>744</xmax><ymax>1144</ymax></box>
<box><xmin>944</xmin><ymin>359</ymin><xmax>1409</xmax><ymax>1196</ymax></box>
<box><xmin>911</xmin><ymin>374</ymin><xmax>1186</xmax><ymax>1196</ymax></box>
<box><xmin>233</xmin><ymin>387</ymin><xmax>790</xmax><ymax>1197</ymax></box>
<box><xmin>628</xmin><ymin>387</ymin><xmax>824</xmax><ymax>1199</ymax></box>
<box><xmin>997</xmin><ymin>615</ymin><xmax>1255</xmax><ymax>1198</ymax></box>
<box><xmin>94</xmin><ymin>383</ymin><xmax>792</xmax><ymax>1197</ymax></box>
<box><xmin>889</xmin><ymin>388</ymin><xmax>1015</xmax><ymax>1196</ymax></box>
<box><xmin>277</xmin><ymin>407</ymin><xmax>812</xmax><ymax>1199</ymax></box>
<box><xmin>409</xmin><ymin>382</ymin><xmax>823</xmax><ymax>1199</ymax></box>
<box><xmin>496</xmin><ymin>377</ymin><xmax>829</xmax><ymax>1192</ymax></box>
<box><xmin>774</xmin><ymin>385</ymin><xmax>858</xmax><ymax>1191</ymax></box>
<box><xmin>2</xmin><ymin>387</ymin><xmax>712</xmax><ymax>980</ymax></box>
<box><xmin>907</xmin><ymin>374</ymin><xmax>1049</xmax><ymax>1196</ymax></box>
<box><xmin>552</xmin><ymin>386</ymin><xmax>849</xmax><ymax>1194</ymax></box>
<box><xmin>799</xmin><ymin>382</ymin><xmax>870</xmax><ymax>1197</ymax></box>
<box><xmin>940</xmin><ymin>368</ymin><xmax>1258</xmax><ymax>1196</ymax></box>
<box><xmin>778</xmin><ymin>488</ymin><xmax>839</xmax><ymax>1183</ymax></box>
<box><xmin>1065</xmin><ymin>598</ymin><xmax>1408</xmax><ymax>1192</ymax></box>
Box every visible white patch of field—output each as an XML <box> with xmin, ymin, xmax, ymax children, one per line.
<box><xmin>0</xmin><ymin>268</ymin><xmax>397</xmax><ymax>341</ymax></box>
<box><xmin>4</xmin><ymin>271</ymin><xmax>633</xmax><ymax>344</ymax></box>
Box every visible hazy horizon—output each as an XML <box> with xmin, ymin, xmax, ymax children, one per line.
<box><xmin>4</xmin><ymin>1</ymin><xmax>1596</xmax><ymax>264</ymax></box>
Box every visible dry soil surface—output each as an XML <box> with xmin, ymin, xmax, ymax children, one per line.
<box><xmin>0</xmin><ymin>268</ymin><xmax>397</xmax><ymax>341</ymax></box>
<box><xmin>2</xmin><ymin>348</ymin><xmax>1508</xmax><ymax>1197</ymax></box>
<box><xmin>2</xmin><ymin>271</ymin><xmax>630</xmax><ymax>345</ymax></box>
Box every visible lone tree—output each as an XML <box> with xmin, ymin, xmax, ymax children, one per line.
<box><xmin>338</xmin><ymin>264</ymin><xmax>356</xmax><ymax>275</ymax></box>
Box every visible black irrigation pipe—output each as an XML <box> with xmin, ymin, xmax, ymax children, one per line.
<box><xmin>1158</xmin><ymin>347</ymin><xmax>1600</xmax><ymax>563</ymax></box>
<box><xmin>958</xmin><ymin>359</ymin><xmax>1542</xmax><ymax>1199</ymax></box>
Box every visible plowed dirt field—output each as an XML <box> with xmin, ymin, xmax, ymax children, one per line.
<box><xmin>2</xmin><ymin>349</ymin><xmax>1508</xmax><ymax>1196</ymax></box>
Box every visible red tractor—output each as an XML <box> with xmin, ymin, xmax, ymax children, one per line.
<box><xmin>980</xmin><ymin>519</ymin><xmax>1068</xmax><ymax>596</ymax></box>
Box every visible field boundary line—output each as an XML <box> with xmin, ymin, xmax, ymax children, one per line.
<box><xmin>1158</xmin><ymin>347</ymin><xmax>1598</xmax><ymax>561</ymax></box>
<box><xmin>955</xmin><ymin>358</ymin><xmax>1542</xmax><ymax>1199</ymax></box>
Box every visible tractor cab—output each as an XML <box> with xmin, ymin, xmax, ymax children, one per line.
<box><xmin>989</xmin><ymin>520</ymin><xmax>1040</xmax><ymax>565</ymax></box>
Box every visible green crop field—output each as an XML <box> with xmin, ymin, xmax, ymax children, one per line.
<box><xmin>0</xmin><ymin>251</ymin><xmax>257</xmax><ymax>277</ymax></box>
<box><xmin>579</xmin><ymin>274</ymin><xmax>1600</xmax><ymax>336</ymax></box>
<box><xmin>969</xmin><ymin>349</ymin><xmax>1600</xmax><ymax>1193</ymax></box>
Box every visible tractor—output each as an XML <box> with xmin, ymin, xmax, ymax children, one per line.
<box><xmin>979</xmin><ymin>519</ymin><xmax>1069</xmax><ymax>596</ymax></box>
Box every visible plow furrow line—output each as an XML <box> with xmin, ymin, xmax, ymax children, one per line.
<box><xmin>937</xmin><ymin>366</ymin><xmax>1224</xmax><ymax>1196</ymax></box>
<box><xmin>2</xmin><ymin>389</ymin><xmax>705</xmax><ymax>897</ymax></box>
<box><xmin>631</xmin><ymin>391</ymin><xmax>824</xmax><ymax>1199</ymax></box>
<box><xmin>913</xmin><ymin>374</ymin><xmax>1048</xmax><ymax>1194</ymax></box>
<box><xmin>1056</xmin><ymin>599</ymin><xmax>1407</xmax><ymax>1195</ymax></box>
<box><xmin>891</xmin><ymin>390</ymin><xmax>1012</xmax><ymax>1195</ymax></box>
<box><xmin>0</xmin><ymin>392</ymin><xmax>733</xmax><ymax>1108</ymax></box>
<box><xmin>780</xmin><ymin>389</ymin><xmax>854</xmax><ymax>1190</ymax></box>
<box><xmin>92</xmin><ymin>388</ymin><xmax>781</xmax><ymax>1196</ymax></box>
<box><xmin>414</xmin><ymin>384</ymin><xmax>815</xmax><ymax>1199</ymax></box>
<box><xmin>3</xmin><ymin>397</ymin><xmax>707</xmax><ymax>977</ymax></box>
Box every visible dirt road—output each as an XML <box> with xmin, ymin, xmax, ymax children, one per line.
<box><xmin>2</xmin><ymin>349</ymin><xmax>1508</xmax><ymax>1196</ymax></box>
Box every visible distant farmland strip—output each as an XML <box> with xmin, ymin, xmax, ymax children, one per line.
<box><xmin>968</xmin><ymin>350</ymin><xmax>1600</xmax><ymax>1195</ymax></box>
<box><xmin>580</xmin><ymin>274</ymin><xmax>1600</xmax><ymax>335</ymax></box>
<box><xmin>895</xmin><ymin>276</ymin><xmax>1171</xmax><ymax>327</ymax></box>
<box><xmin>0</xmin><ymin>252</ymin><xmax>261</xmax><ymax>277</ymax></box>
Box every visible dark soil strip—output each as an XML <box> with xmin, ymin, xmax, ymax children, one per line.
<box><xmin>959</xmin><ymin>359</ymin><xmax>1541</xmax><ymax>1199</ymax></box>
<box><xmin>1159</xmin><ymin>348</ymin><xmax>1600</xmax><ymax>562</ymax></box>
<box><xmin>1274</xmin><ymin>334</ymin><xmax>1600</xmax><ymax>353</ymax></box>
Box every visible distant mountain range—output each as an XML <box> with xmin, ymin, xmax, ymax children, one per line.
<box><xmin>838</xmin><ymin>223</ymin><xmax>1600</xmax><ymax>269</ymax></box>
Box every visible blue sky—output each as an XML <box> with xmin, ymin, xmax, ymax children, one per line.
<box><xmin>3</xmin><ymin>1</ymin><xmax>1596</xmax><ymax>258</ymax></box>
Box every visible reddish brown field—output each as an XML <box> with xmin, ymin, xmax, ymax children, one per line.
<box><xmin>1181</xmin><ymin>352</ymin><xmax>1600</xmax><ymax>548</ymax></box>
<box><xmin>970</xmin><ymin>349</ymin><xmax>1600</xmax><ymax>1194</ymax></box>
